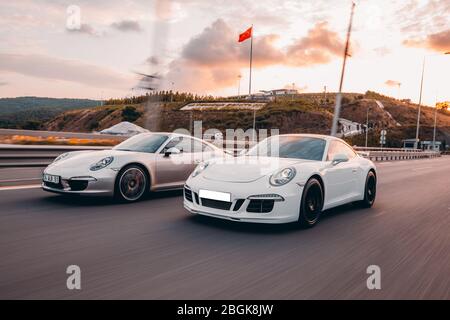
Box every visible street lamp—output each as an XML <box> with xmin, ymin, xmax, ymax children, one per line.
<box><xmin>414</xmin><ymin>51</ymin><xmax>450</xmax><ymax>149</ymax></box>
<box><xmin>365</xmin><ymin>106</ymin><xmax>371</xmax><ymax>147</ymax></box>
<box><xmin>291</xmin><ymin>82</ymin><xmax>295</xmax><ymax>102</ymax></box>
<box><xmin>237</xmin><ymin>74</ymin><xmax>242</xmax><ymax>97</ymax></box>
<box><xmin>432</xmin><ymin>100</ymin><xmax>438</xmax><ymax>151</ymax></box>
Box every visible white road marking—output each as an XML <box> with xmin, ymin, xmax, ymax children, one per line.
<box><xmin>0</xmin><ymin>184</ymin><xmax>41</xmax><ymax>191</ymax></box>
<box><xmin>372</xmin><ymin>210</ymin><xmax>386</xmax><ymax>217</ymax></box>
<box><xmin>412</xmin><ymin>166</ymin><xmax>433</xmax><ymax>171</ymax></box>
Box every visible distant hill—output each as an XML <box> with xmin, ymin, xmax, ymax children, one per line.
<box><xmin>21</xmin><ymin>91</ymin><xmax>450</xmax><ymax>148</ymax></box>
<box><xmin>0</xmin><ymin>96</ymin><xmax>100</xmax><ymax>129</ymax></box>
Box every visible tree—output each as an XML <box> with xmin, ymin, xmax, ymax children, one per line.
<box><xmin>121</xmin><ymin>106</ymin><xmax>142</xmax><ymax>122</ymax></box>
<box><xmin>22</xmin><ymin>120</ymin><xmax>41</xmax><ymax>130</ymax></box>
<box><xmin>436</xmin><ymin>101</ymin><xmax>449</xmax><ymax>111</ymax></box>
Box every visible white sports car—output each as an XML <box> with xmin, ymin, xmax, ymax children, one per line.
<box><xmin>42</xmin><ymin>132</ymin><xmax>226</xmax><ymax>202</ymax></box>
<box><xmin>184</xmin><ymin>134</ymin><xmax>377</xmax><ymax>227</ymax></box>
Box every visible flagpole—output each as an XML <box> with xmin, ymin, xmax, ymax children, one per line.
<box><xmin>248</xmin><ymin>25</ymin><xmax>253</xmax><ymax>98</ymax></box>
<box><xmin>249</xmin><ymin>25</ymin><xmax>255</xmax><ymax>141</ymax></box>
<box><xmin>330</xmin><ymin>2</ymin><xmax>355</xmax><ymax>136</ymax></box>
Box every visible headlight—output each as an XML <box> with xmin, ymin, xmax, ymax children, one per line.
<box><xmin>89</xmin><ymin>156</ymin><xmax>114</xmax><ymax>171</ymax></box>
<box><xmin>53</xmin><ymin>152</ymin><xmax>69</xmax><ymax>163</ymax></box>
<box><xmin>269</xmin><ymin>167</ymin><xmax>296</xmax><ymax>186</ymax></box>
<box><xmin>192</xmin><ymin>162</ymin><xmax>209</xmax><ymax>177</ymax></box>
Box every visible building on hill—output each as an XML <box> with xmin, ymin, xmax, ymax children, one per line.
<box><xmin>338</xmin><ymin>118</ymin><xmax>364</xmax><ymax>137</ymax></box>
<box><xmin>229</xmin><ymin>88</ymin><xmax>299</xmax><ymax>101</ymax></box>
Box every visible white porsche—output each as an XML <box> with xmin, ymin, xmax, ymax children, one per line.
<box><xmin>184</xmin><ymin>134</ymin><xmax>377</xmax><ymax>227</ymax></box>
<box><xmin>42</xmin><ymin>132</ymin><xmax>226</xmax><ymax>202</ymax></box>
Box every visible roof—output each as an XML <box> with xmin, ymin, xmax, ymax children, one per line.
<box><xmin>276</xmin><ymin>133</ymin><xmax>340</xmax><ymax>140</ymax></box>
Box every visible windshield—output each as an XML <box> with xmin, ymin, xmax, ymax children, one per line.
<box><xmin>113</xmin><ymin>133</ymin><xmax>169</xmax><ymax>153</ymax></box>
<box><xmin>247</xmin><ymin>136</ymin><xmax>326</xmax><ymax>161</ymax></box>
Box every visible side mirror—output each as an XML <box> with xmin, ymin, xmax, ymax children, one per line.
<box><xmin>164</xmin><ymin>147</ymin><xmax>181</xmax><ymax>157</ymax></box>
<box><xmin>332</xmin><ymin>153</ymin><xmax>349</xmax><ymax>165</ymax></box>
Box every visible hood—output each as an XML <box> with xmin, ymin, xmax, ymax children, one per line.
<box><xmin>202</xmin><ymin>156</ymin><xmax>309</xmax><ymax>183</ymax></box>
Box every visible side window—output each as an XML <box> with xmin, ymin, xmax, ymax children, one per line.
<box><xmin>202</xmin><ymin>143</ymin><xmax>214</xmax><ymax>153</ymax></box>
<box><xmin>163</xmin><ymin>137</ymin><xmax>215</xmax><ymax>154</ymax></box>
<box><xmin>175</xmin><ymin>138</ymin><xmax>194</xmax><ymax>153</ymax></box>
<box><xmin>326</xmin><ymin>141</ymin><xmax>339</xmax><ymax>161</ymax></box>
<box><xmin>327</xmin><ymin>141</ymin><xmax>356</xmax><ymax>161</ymax></box>
<box><xmin>191</xmin><ymin>140</ymin><xmax>205</xmax><ymax>153</ymax></box>
<box><xmin>340</xmin><ymin>142</ymin><xmax>357</xmax><ymax>159</ymax></box>
<box><xmin>163</xmin><ymin>137</ymin><xmax>193</xmax><ymax>153</ymax></box>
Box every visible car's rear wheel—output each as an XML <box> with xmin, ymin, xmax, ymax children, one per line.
<box><xmin>115</xmin><ymin>165</ymin><xmax>148</xmax><ymax>202</ymax></box>
<box><xmin>298</xmin><ymin>178</ymin><xmax>323</xmax><ymax>228</ymax></box>
<box><xmin>359</xmin><ymin>171</ymin><xmax>376</xmax><ymax>208</ymax></box>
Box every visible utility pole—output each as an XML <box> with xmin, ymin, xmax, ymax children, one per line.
<box><xmin>433</xmin><ymin>94</ymin><xmax>438</xmax><ymax>151</ymax></box>
<box><xmin>414</xmin><ymin>57</ymin><xmax>425</xmax><ymax>149</ymax></box>
<box><xmin>415</xmin><ymin>52</ymin><xmax>449</xmax><ymax>149</ymax></box>
<box><xmin>252</xmin><ymin>108</ymin><xmax>256</xmax><ymax>142</ymax></box>
<box><xmin>331</xmin><ymin>2</ymin><xmax>355</xmax><ymax>136</ymax></box>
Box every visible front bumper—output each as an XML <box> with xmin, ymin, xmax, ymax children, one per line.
<box><xmin>184</xmin><ymin>176</ymin><xmax>303</xmax><ymax>224</ymax></box>
<box><xmin>41</xmin><ymin>165</ymin><xmax>117</xmax><ymax>196</ymax></box>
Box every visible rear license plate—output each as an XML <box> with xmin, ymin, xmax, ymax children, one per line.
<box><xmin>43</xmin><ymin>174</ymin><xmax>60</xmax><ymax>184</ymax></box>
<box><xmin>199</xmin><ymin>189</ymin><xmax>231</xmax><ymax>202</ymax></box>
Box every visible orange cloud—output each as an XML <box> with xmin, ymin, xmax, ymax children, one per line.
<box><xmin>286</xmin><ymin>22</ymin><xmax>345</xmax><ymax>66</ymax></box>
<box><xmin>385</xmin><ymin>80</ymin><xmax>401</xmax><ymax>87</ymax></box>
<box><xmin>165</xmin><ymin>20</ymin><xmax>348</xmax><ymax>92</ymax></box>
<box><xmin>403</xmin><ymin>29</ymin><xmax>450</xmax><ymax>52</ymax></box>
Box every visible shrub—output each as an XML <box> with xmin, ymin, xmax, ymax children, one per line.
<box><xmin>122</xmin><ymin>106</ymin><xmax>142</xmax><ymax>122</ymax></box>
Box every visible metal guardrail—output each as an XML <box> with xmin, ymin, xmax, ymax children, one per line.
<box><xmin>0</xmin><ymin>143</ymin><xmax>442</xmax><ymax>168</ymax></box>
<box><xmin>0</xmin><ymin>144</ymin><xmax>110</xmax><ymax>167</ymax></box>
<box><xmin>354</xmin><ymin>146</ymin><xmax>441</xmax><ymax>161</ymax></box>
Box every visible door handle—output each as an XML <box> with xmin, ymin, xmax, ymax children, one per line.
<box><xmin>352</xmin><ymin>168</ymin><xmax>358</xmax><ymax>173</ymax></box>
<box><xmin>194</xmin><ymin>159</ymin><xmax>201</xmax><ymax>164</ymax></box>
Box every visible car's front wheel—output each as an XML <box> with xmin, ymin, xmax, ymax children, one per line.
<box><xmin>298</xmin><ymin>178</ymin><xmax>324</xmax><ymax>228</ymax></box>
<box><xmin>359</xmin><ymin>171</ymin><xmax>376</xmax><ymax>208</ymax></box>
<box><xmin>115</xmin><ymin>165</ymin><xmax>148</xmax><ymax>202</ymax></box>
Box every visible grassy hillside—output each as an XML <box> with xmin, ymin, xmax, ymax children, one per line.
<box><xmin>0</xmin><ymin>96</ymin><xmax>100</xmax><ymax>129</ymax></box>
<box><xmin>41</xmin><ymin>91</ymin><xmax>450</xmax><ymax>148</ymax></box>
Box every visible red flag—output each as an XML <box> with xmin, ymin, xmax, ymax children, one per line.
<box><xmin>238</xmin><ymin>26</ymin><xmax>252</xmax><ymax>43</ymax></box>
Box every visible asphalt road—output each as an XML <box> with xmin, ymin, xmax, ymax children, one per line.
<box><xmin>0</xmin><ymin>167</ymin><xmax>44</xmax><ymax>187</ymax></box>
<box><xmin>0</xmin><ymin>157</ymin><xmax>449</xmax><ymax>299</ymax></box>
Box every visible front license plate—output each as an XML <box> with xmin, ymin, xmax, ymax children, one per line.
<box><xmin>199</xmin><ymin>189</ymin><xmax>231</xmax><ymax>202</ymax></box>
<box><xmin>43</xmin><ymin>174</ymin><xmax>60</xmax><ymax>184</ymax></box>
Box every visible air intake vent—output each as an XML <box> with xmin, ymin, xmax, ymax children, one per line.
<box><xmin>194</xmin><ymin>192</ymin><xmax>200</xmax><ymax>204</ymax></box>
<box><xmin>246</xmin><ymin>199</ymin><xmax>274</xmax><ymax>213</ymax></box>
<box><xmin>68</xmin><ymin>180</ymin><xmax>88</xmax><ymax>191</ymax></box>
<box><xmin>201</xmin><ymin>198</ymin><xmax>232</xmax><ymax>210</ymax></box>
<box><xmin>184</xmin><ymin>187</ymin><xmax>193</xmax><ymax>202</ymax></box>
<box><xmin>233</xmin><ymin>199</ymin><xmax>245</xmax><ymax>211</ymax></box>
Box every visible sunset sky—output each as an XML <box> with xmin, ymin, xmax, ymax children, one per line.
<box><xmin>0</xmin><ymin>0</ymin><xmax>449</xmax><ymax>106</ymax></box>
